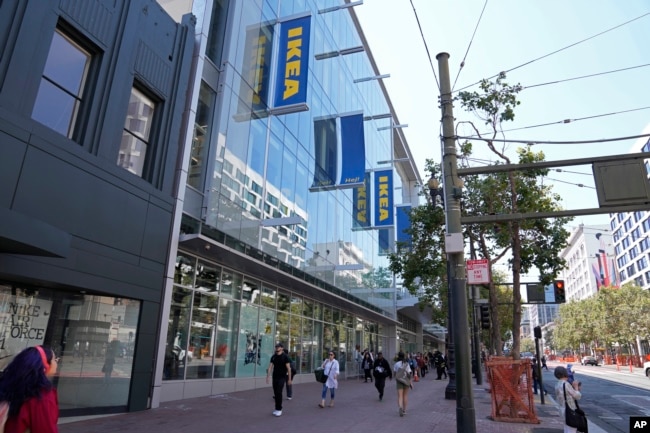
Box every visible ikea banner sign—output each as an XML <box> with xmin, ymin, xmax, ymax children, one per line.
<box><xmin>274</xmin><ymin>15</ymin><xmax>311</xmax><ymax>110</ymax></box>
<box><xmin>374</xmin><ymin>170</ymin><xmax>393</xmax><ymax>227</ymax></box>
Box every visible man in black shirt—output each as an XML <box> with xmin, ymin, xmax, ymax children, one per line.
<box><xmin>266</xmin><ymin>343</ymin><xmax>291</xmax><ymax>417</ymax></box>
<box><xmin>372</xmin><ymin>351</ymin><xmax>392</xmax><ymax>401</ymax></box>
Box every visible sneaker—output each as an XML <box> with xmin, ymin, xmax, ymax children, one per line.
<box><xmin>273</xmin><ymin>410</ymin><xmax>282</xmax><ymax>417</ymax></box>
<box><xmin>399</xmin><ymin>408</ymin><xmax>404</xmax><ymax>417</ymax></box>
<box><xmin>287</xmin><ymin>397</ymin><xmax>292</xmax><ymax>400</ymax></box>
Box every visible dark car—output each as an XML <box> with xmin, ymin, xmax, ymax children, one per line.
<box><xmin>581</xmin><ymin>356</ymin><xmax>599</xmax><ymax>366</ymax></box>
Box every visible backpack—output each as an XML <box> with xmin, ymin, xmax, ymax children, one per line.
<box><xmin>395</xmin><ymin>362</ymin><xmax>411</xmax><ymax>386</ymax></box>
<box><xmin>0</xmin><ymin>400</ymin><xmax>9</xmax><ymax>433</ymax></box>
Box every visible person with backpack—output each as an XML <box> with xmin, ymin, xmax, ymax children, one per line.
<box><xmin>372</xmin><ymin>351</ymin><xmax>392</xmax><ymax>401</ymax></box>
<box><xmin>266</xmin><ymin>343</ymin><xmax>292</xmax><ymax>417</ymax></box>
<box><xmin>0</xmin><ymin>345</ymin><xmax>60</xmax><ymax>433</ymax></box>
<box><xmin>393</xmin><ymin>351</ymin><xmax>412</xmax><ymax>417</ymax></box>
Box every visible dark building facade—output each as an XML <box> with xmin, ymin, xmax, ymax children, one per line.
<box><xmin>0</xmin><ymin>0</ymin><xmax>194</xmax><ymax>416</ymax></box>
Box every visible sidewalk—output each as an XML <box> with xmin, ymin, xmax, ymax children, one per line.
<box><xmin>58</xmin><ymin>372</ymin><xmax>576</xmax><ymax>433</ymax></box>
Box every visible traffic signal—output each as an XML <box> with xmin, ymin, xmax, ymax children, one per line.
<box><xmin>479</xmin><ymin>304</ymin><xmax>490</xmax><ymax>330</ymax></box>
<box><xmin>534</xmin><ymin>326</ymin><xmax>542</xmax><ymax>339</ymax></box>
<box><xmin>554</xmin><ymin>280</ymin><xmax>566</xmax><ymax>303</ymax></box>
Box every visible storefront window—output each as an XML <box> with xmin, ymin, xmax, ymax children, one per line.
<box><xmin>163</xmin><ymin>287</ymin><xmax>192</xmax><ymax>380</ymax></box>
<box><xmin>237</xmin><ymin>303</ymin><xmax>260</xmax><ymax>377</ymax></box>
<box><xmin>185</xmin><ymin>292</ymin><xmax>217</xmax><ymax>379</ymax></box>
<box><xmin>0</xmin><ymin>283</ymin><xmax>140</xmax><ymax>413</ymax></box>
<box><xmin>214</xmin><ymin>298</ymin><xmax>239</xmax><ymax>378</ymax></box>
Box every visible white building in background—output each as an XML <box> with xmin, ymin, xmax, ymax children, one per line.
<box><xmin>559</xmin><ymin>224</ymin><xmax>618</xmax><ymax>301</ymax></box>
<box><xmin>609</xmin><ymin>128</ymin><xmax>650</xmax><ymax>290</ymax></box>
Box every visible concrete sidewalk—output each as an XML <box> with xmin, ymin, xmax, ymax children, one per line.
<box><xmin>58</xmin><ymin>371</ymin><xmax>580</xmax><ymax>433</ymax></box>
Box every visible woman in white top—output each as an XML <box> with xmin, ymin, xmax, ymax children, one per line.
<box><xmin>318</xmin><ymin>351</ymin><xmax>340</xmax><ymax>408</ymax></box>
<box><xmin>554</xmin><ymin>365</ymin><xmax>582</xmax><ymax>433</ymax></box>
<box><xmin>393</xmin><ymin>351</ymin><xmax>412</xmax><ymax>417</ymax></box>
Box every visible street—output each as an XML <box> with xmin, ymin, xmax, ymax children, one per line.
<box><xmin>541</xmin><ymin>361</ymin><xmax>650</xmax><ymax>433</ymax></box>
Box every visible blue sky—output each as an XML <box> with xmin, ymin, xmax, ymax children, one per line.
<box><xmin>355</xmin><ymin>0</ymin><xmax>650</xmax><ymax>230</ymax></box>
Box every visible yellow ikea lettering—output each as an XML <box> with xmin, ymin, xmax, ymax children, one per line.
<box><xmin>251</xmin><ymin>35</ymin><xmax>267</xmax><ymax>104</ymax></box>
<box><xmin>283</xmin><ymin>27</ymin><xmax>303</xmax><ymax>100</ymax></box>
<box><xmin>378</xmin><ymin>175</ymin><xmax>390</xmax><ymax>221</ymax></box>
<box><xmin>356</xmin><ymin>187</ymin><xmax>367</xmax><ymax>223</ymax></box>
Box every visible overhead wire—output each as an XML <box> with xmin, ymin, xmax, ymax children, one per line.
<box><xmin>467</xmin><ymin>106</ymin><xmax>650</xmax><ymax>135</ymax></box>
<box><xmin>523</xmin><ymin>63</ymin><xmax>650</xmax><ymax>90</ymax></box>
<box><xmin>451</xmin><ymin>0</ymin><xmax>489</xmax><ymax>92</ymax></box>
<box><xmin>409</xmin><ymin>0</ymin><xmax>440</xmax><ymax>91</ymax></box>
<box><xmin>453</xmin><ymin>11</ymin><xmax>650</xmax><ymax>93</ymax></box>
<box><xmin>455</xmin><ymin>133</ymin><xmax>650</xmax><ymax>146</ymax></box>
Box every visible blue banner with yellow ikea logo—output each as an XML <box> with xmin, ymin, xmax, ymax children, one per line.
<box><xmin>274</xmin><ymin>15</ymin><xmax>311</xmax><ymax>111</ymax></box>
<box><xmin>374</xmin><ymin>170</ymin><xmax>393</xmax><ymax>227</ymax></box>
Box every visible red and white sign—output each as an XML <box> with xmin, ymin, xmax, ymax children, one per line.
<box><xmin>467</xmin><ymin>259</ymin><xmax>491</xmax><ymax>284</ymax></box>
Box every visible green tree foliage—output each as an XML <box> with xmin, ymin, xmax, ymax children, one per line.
<box><xmin>389</xmin><ymin>163</ymin><xmax>449</xmax><ymax>325</ymax></box>
<box><xmin>457</xmin><ymin>73</ymin><xmax>572</xmax><ymax>357</ymax></box>
<box><xmin>389</xmin><ymin>73</ymin><xmax>572</xmax><ymax>357</ymax></box>
<box><xmin>554</xmin><ymin>284</ymin><xmax>650</xmax><ymax>355</ymax></box>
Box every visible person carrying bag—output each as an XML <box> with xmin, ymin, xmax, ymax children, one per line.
<box><xmin>554</xmin><ymin>365</ymin><xmax>587</xmax><ymax>433</ymax></box>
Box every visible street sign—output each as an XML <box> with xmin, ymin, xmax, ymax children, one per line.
<box><xmin>466</xmin><ymin>259</ymin><xmax>490</xmax><ymax>284</ymax></box>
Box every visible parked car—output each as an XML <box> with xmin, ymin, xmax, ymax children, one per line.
<box><xmin>521</xmin><ymin>352</ymin><xmax>534</xmax><ymax>360</ymax></box>
<box><xmin>644</xmin><ymin>360</ymin><xmax>650</xmax><ymax>378</ymax></box>
<box><xmin>581</xmin><ymin>356</ymin><xmax>599</xmax><ymax>366</ymax></box>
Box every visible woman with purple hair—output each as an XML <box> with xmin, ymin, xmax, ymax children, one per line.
<box><xmin>0</xmin><ymin>345</ymin><xmax>60</xmax><ymax>433</ymax></box>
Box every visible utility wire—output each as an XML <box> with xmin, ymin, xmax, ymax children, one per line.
<box><xmin>455</xmin><ymin>133</ymin><xmax>650</xmax><ymax>146</ymax></box>
<box><xmin>409</xmin><ymin>0</ymin><xmax>440</xmax><ymax>91</ymax></box>
<box><xmin>469</xmin><ymin>106</ymin><xmax>650</xmax><ymax>135</ymax></box>
<box><xmin>451</xmin><ymin>0</ymin><xmax>488</xmax><ymax>92</ymax></box>
<box><xmin>523</xmin><ymin>63</ymin><xmax>650</xmax><ymax>90</ymax></box>
<box><xmin>454</xmin><ymin>11</ymin><xmax>650</xmax><ymax>93</ymax></box>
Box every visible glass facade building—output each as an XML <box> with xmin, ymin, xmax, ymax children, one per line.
<box><xmin>154</xmin><ymin>0</ymin><xmax>425</xmax><ymax>404</ymax></box>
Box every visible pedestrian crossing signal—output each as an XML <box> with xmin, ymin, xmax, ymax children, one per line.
<box><xmin>554</xmin><ymin>280</ymin><xmax>566</xmax><ymax>303</ymax></box>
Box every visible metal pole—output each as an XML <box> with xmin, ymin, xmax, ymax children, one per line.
<box><xmin>445</xmin><ymin>261</ymin><xmax>456</xmax><ymax>399</ymax></box>
<box><xmin>437</xmin><ymin>52</ymin><xmax>476</xmax><ymax>433</ymax></box>
<box><xmin>535</xmin><ymin>336</ymin><xmax>545</xmax><ymax>404</ymax></box>
<box><xmin>472</xmin><ymin>286</ymin><xmax>483</xmax><ymax>385</ymax></box>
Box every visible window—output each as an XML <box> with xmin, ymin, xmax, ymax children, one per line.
<box><xmin>117</xmin><ymin>87</ymin><xmax>156</xmax><ymax>177</ymax></box>
<box><xmin>32</xmin><ymin>28</ymin><xmax>92</xmax><ymax>139</ymax></box>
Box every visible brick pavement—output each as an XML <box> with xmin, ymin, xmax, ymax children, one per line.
<box><xmin>58</xmin><ymin>369</ymin><xmax>578</xmax><ymax>433</ymax></box>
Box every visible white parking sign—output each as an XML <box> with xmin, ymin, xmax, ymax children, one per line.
<box><xmin>466</xmin><ymin>259</ymin><xmax>490</xmax><ymax>284</ymax></box>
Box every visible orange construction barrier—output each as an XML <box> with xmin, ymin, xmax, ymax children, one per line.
<box><xmin>485</xmin><ymin>359</ymin><xmax>540</xmax><ymax>424</ymax></box>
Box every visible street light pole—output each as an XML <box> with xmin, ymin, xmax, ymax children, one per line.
<box><xmin>436</xmin><ymin>52</ymin><xmax>476</xmax><ymax>433</ymax></box>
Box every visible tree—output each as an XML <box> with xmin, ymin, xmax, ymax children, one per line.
<box><xmin>554</xmin><ymin>284</ymin><xmax>650</xmax><ymax>357</ymax></box>
<box><xmin>389</xmin><ymin>73</ymin><xmax>572</xmax><ymax>359</ymax></box>
<box><xmin>457</xmin><ymin>73</ymin><xmax>572</xmax><ymax>358</ymax></box>
<box><xmin>389</xmin><ymin>167</ymin><xmax>449</xmax><ymax>325</ymax></box>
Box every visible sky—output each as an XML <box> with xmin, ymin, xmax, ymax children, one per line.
<box><xmin>355</xmin><ymin>0</ymin><xmax>650</xmax><ymax>233</ymax></box>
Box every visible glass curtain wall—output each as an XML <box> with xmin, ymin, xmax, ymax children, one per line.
<box><xmin>192</xmin><ymin>0</ymin><xmax>405</xmax><ymax>319</ymax></box>
<box><xmin>165</xmin><ymin>251</ymin><xmax>371</xmax><ymax>380</ymax></box>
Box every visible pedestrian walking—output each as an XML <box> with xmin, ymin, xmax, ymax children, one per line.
<box><xmin>393</xmin><ymin>351</ymin><xmax>412</xmax><ymax>417</ymax></box>
<box><xmin>541</xmin><ymin>355</ymin><xmax>548</xmax><ymax>370</ymax></box>
<box><xmin>266</xmin><ymin>343</ymin><xmax>292</xmax><ymax>417</ymax></box>
<box><xmin>0</xmin><ymin>345</ymin><xmax>60</xmax><ymax>433</ymax></box>
<box><xmin>318</xmin><ymin>350</ymin><xmax>339</xmax><ymax>408</ymax></box>
<box><xmin>361</xmin><ymin>351</ymin><xmax>374</xmax><ymax>383</ymax></box>
<box><xmin>372</xmin><ymin>351</ymin><xmax>392</xmax><ymax>401</ymax></box>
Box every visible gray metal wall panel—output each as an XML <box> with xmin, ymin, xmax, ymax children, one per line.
<box><xmin>0</xmin><ymin>129</ymin><xmax>26</xmax><ymax>207</ymax></box>
<box><xmin>141</xmin><ymin>202</ymin><xmax>173</xmax><ymax>264</ymax></box>
<box><xmin>13</xmin><ymin>145</ymin><xmax>151</xmax><ymax>256</ymax></box>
